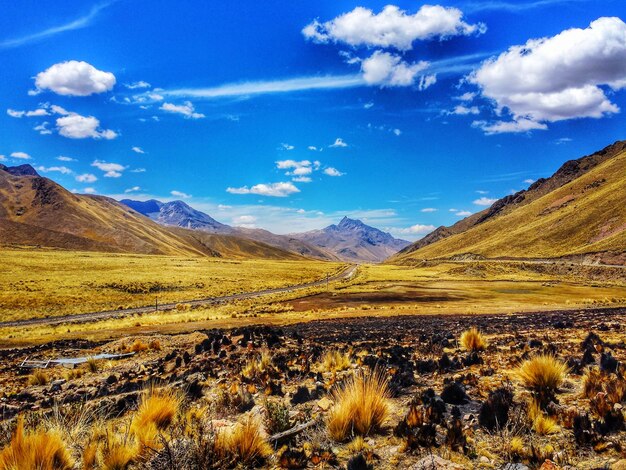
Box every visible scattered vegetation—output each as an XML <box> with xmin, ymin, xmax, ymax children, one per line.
<box><xmin>131</xmin><ymin>386</ymin><xmax>182</xmax><ymax>447</ymax></box>
<box><xmin>320</xmin><ymin>349</ymin><xmax>352</xmax><ymax>372</ymax></box>
<box><xmin>28</xmin><ymin>369</ymin><xmax>48</xmax><ymax>386</ymax></box>
<box><xmin>516</xmin><ymin>354</ymin><xmax>568</xmax><ymax>403</ymax></box>
<box><xmin>459</xmin><ymin>327</ymin><xmax>487</xmax><ymax>352</ymax></box>
<box><xmin>216</xmin><ymin>415</ymin><xmax>271</xmax><ymax>467</ymax></box>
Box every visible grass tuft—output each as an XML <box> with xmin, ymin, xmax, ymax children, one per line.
<box><xmin>28</xmin><ymin>369</ymin><xmax>49</xmax><ymax>386</ymax></box>
<box><xmin>132</xmin><ymin>386</ymin><xmax>182</xmax><ymax>447</ymax></box>
<box><xmin>217</xmin><ymin>415</ymin><xmax>271</xmax><ymax>466</ymax></box>
<box><xmin>516</xmin><ymin>354</ymin><xmax>567</xmax><ymax>398</ymax></box>
<box><xmin>327</xmin><ymin>368</ymin><xmax>390</xmax><ymax>442</ymax></box>
<box><xmin>321</xmin><ymin>349</ymin><xmax>352</xmax><ymax>372</ymax></box>
<box><xmin>0</xmin><ymin>416</ymin><xmax>73</xmax><ymax>470</ymax></box>
<box><xmin>460</xmin><ymin>327</ymin><xmax>487</xmax><ymax>352</ymax></box>
<box><xmin>528</xmin><ymin>400</ymin><xmax>559</xmax><ymax>435</ymax></box>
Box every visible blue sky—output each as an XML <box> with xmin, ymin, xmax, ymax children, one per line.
<box><xmin>1</xmin><ymin>0</ymin><xmax>626</xmax><ymax>239</ymax></box>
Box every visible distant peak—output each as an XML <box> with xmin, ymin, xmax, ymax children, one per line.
<box><xmin>1</xmin><ymin>164</ymin><xmax>39</xmax><ymax>177</ymax></box>
<box><xmin>338</xmin><ymin>216</ymin><xmax>363</xmax><ymax>228</ymax></box>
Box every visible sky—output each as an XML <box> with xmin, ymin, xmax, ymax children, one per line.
<box><xmin>1</xmin><ymin>0</ymin><xmax>626</xmax><ymax>240</ymax></box>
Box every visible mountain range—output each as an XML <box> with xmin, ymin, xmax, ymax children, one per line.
<box><xmin>391</xmin><ymin>140</ymin><xmax>626</xmax><ymax>265</ymax></box>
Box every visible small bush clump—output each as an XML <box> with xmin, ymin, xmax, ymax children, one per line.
<box><xmin>459</xmin><ymin>327</ymin><xmax>487</xmax><ymax>352</ymax></box>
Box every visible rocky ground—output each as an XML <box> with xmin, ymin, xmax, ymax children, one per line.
<box><xmin>1</xmin><ymin>307</ymin><xmax>625</xmax><ymax>469</ymax></box>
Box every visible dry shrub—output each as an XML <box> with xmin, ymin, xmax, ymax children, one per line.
<box><xmin>148</xmin><ymin>339</ymin><xmax>161</xmax><ymax>351</ymax></box>
<box><xmin>100</xmin><ymin>429</ymin><xmax>138</xmax><ymax>470</ymax></box>
<box><xmin>528</xmin><ymin>400</ymin><xmax>559</xmax><ymax>435</ymax></box>
<box><xmin>129</xmin><ymin>340</ymin><xmax>148</xmax><ymax>353</ymax></box>
<box><xmin>86</xmin><ymin>357</ymin><xmax>99</xmax><ymax>373</ymax></box>
<box><xmin>460</xmin><ymin>327</ymin><xmax>487</xmax><ymax>352</ymax></box>
<box><xmin>321</xmin><ymin>349</ymin><xmax>351</xmax><ymax>372</ymax></box>
<box><xmin>63</xmin><ymin>368</ymin><xmax>85</xmax><ymax>381</ymax></box>
<box><xmin>0</xmin><ymin>416</ymin><xmax>73</xmax><ymax>470</ymax></box>
<box><xmin>216</xmin><ymin>415</ymin><xmax>271</xmax><ymax>466</ymax></box>
<box><xmin>241</xmin><ymin>351</ymin><xmax>272</xmax><ymax>380</ymax></box>
<box><xmin>327</xmin><ymin>368</ymin><xmax>390</xmax><ymax>442</ymax></box>
<box><xmin>582</xmin><ymin>367</ymin><xmax>604</xmax><ymax>399</ymax></box>
<box><xmin>132</xmin><ymin>386</ymin><xmax>182</xmax><ymax>447</ymax></box>
<box><xmin>82</xmin><ymin>441</ymin><xmax>98</xmax><ymax>470</ymax></box>
<box><xmin>263</xmin><ymin>400</ymin><xmax>291</xmax><ymax>435</ymax></box>
<box><xmin>516</xmin><ymin>355</ymin><xmax>567</xmax><ymax>398</ymax></box>
<box><xmin>28</xmin><ymin>369</ymin><xmax>48</xmax><ymax>386</ymax></box>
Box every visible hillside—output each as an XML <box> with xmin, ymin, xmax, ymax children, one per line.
<box><xmin>391</xmin><ymin>141</ymin><xmax>626</xmax><ymax>265</ymax></box>
<box><xmin>0</xmin><ymin>165</ymin><xmax>305</xmax><ymax>260</ymax></box>
<box><xmin>291</xmin><ymin>216</ymin><xmax>410</xmax><ymax>263</ymax></box>
<box><xmin>120</xmin><ymin>198</ymin><xmax>336</xmax><ymax>260</ymax></box>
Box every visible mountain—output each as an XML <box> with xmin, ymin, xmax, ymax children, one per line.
<box><xmin>391</xmin><ymin>140</ymin><xmax>626</xmax><ymax>265</ymax></box>
<box><xmin>120</xmin><ymin>199</ymin><xmax>228</xmax><ymax>233</ymax></box>
<box><xmin>0</xmin><ymin>165</ymin><xmax>306</xmax><ymax>260</ymax></box>
<box><xmin>120</xmin><ymin>198</ymin><xmax>337</xmax><ymax>260</ymax></box>
<box><xmin>291</xmin><ymin>216</ymin><xmax>410</xmax><ymax>262</ymax></box>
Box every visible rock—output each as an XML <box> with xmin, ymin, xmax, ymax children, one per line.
<box><xmin>441</xmin><ymin>382</ymin><xmax>469</xmax><ymax>405</ymax></box>
<box><xmin>409</xmin><ymin>455</ymin><xmax>464</xmax><ymax>469</ymax></box>
<box><xmin>501</xmin><ymin>464</ymin><xmax>530</xmax><ymax>470</ymax></box>
<box><xmin>539</xmin><ymin>460</ymin><xmax>560</xmax><ymax>470</ymax></box>
<box><xmin>317</xmin><ymin>396</ymin><xmax>333</xmax><ymax>411</ymax></box>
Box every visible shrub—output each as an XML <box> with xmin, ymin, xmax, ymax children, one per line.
<box><xmin>148</xmin><ymin>339</ymin><xmax>161</xmax><ymax>351</ymax></box>
<box><xmin>0</xmin><ymin>416</ymin><xmax>73</xmax><ymax>470</ymax></box>
<box><xmin>516</xmin><ymin>355</ymin><xmax>567</xmax><ymax>400</ymax></box>
<box><xmin>263</xmin><ymin>400</ymin><xmax>291</xmax><ymax>435</ymax></box>
<box><xmin>216</xmin><ymin>415</ymin><xmax>271</xmax><ymax>466</ymax></box>
<box><xmin>241</xmin><ymin>351</ymin><xmax>272</xmax><ymax>380</ymax></box>
<box><xmin>101</xmin><ymin>429</ymin><xmax>138</xmax><ymax>470</ymax></box>
<box><xmin>528</xmin><ymin>400</ymin><xmax>559</xmax><ymax>435</ymax></box>
<box><xmin>132</xmin><ymin>386</ymin><xmax>182</xmax><ymax>446</ymax></box>
<box><xmin>28</xmin><ymin>369</ymin><xmax>49</xmax><ymax>386</ymax></box>
<box><xmin>459</xmin><ymin>327</ymin><xmax>487</xmax><ymax>352</ymax></box>
<box><xmin>129</xmin><ymin>340</ymin><xmax>148</xmax><ymax>353</ymax></box>
<box><xmin>321</xmin><ymin>350</ymin><xmax>352</xmax><ymax>372</ymax></box>
<box><xmin>327</xmin><ymin>369</ymin><xmax>390</xmax><ymax>442</ymax></box>
<box><xmin>86</xmin><ymin>357</ymin><xmax>99</xmax><ymax>373</ymax></box>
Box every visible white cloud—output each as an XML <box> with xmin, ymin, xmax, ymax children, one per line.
<box><xmin>10</xmin><ymin>151</ymin><xmax>31</xmax><ymax>160</ymax></box>
<box><xmin>455</xmin><ymin>92</ymin><xmax>476</xmax><ymax>101</ymax></box>
<box><xmin>276</xmin><ymin>159</ymin><xmax>313</xmax><ymax>175</ymax></box>
<box><xmin>227</xmin><ymin>182</ymin><xmax>300</xmax><ymax>197</ymax></box>
<box><xmin>34</xmin><ymin>122</ymin><xmax>52</xmax><ymax>135</ymax></box>
<box><xmin>421</xmin><ymin>208</ymin><xmax>437</xmax><ymax>212</ymax></box>
<box><xmin>83</xmin><ymin>187</ymin><xmax>97</xmax><ymax>194</ymax></box>
<box><xmin>132</xmin><ymin>146</ymin><xmax>145</xmax><ymax>154</ymax></box>
<box><xmin>450</xmin><ymin>105</ymin><xmax>480</xmax><ymax>115</ymax></box>
<box><xmin>472</xmin><ymin>118</ymin><xmax>548</xmax><ymax>135</ymax></box>
<box><xmin>36</xmin><ymin>165</ymin><xmax>72</xmax><ymax>174</ymax></box>
<box><xmin>57</xmin><ymin>156</ymin><xmax>76</xmax><ymax>162</ymax></box>
<box><xmin>160</xmin><ymin>101</ymin><xmax>205</xmax><ymax>119</ymax></box>
<box><xmin>171</xmin><ymin>190</ymin><xmax>191</xmax><ymax>199</ymax></box>
<box><xmin>292</xmin><ymin>176</ymin><xmax>312</xmax><ymax>183</ymax></box>
<box><xmin>303</xmin><ymin>5</ymin><xmax>485</xmax><ymax>50</ymax></box>
<box><xmin>524</xmin><ymin>179</ymin><xmax>536</xmax><ymax>184</ymax></box>
<box><xmin>329</xmin><ymin>137</ymin><xmax>348</xmax><ymax>148</ymax></box>
<box><xmin>455</xmin><ymin>210</ymin><xmax>473</xmax><ymax>217</ymax></box>
<box><xmin>324</xmin><ymin>167</ymin><xmax>344</xmax><ymax>177</ymax></box>
<box><xmin>217</xmin><ymin>204</ymin><xmax>232</xmax><ymax>210</ymax></box>
<box><xmin>233</xmin><ymin>215</ymin><xmax>257</xmax><ymax>226</ymax></box>
<box><xmin>130</xmin><ymin>168</ymin><xmax>146</xmax><ymax>173</ymax></box>
<box><xmin>364</xmin><ymin>101</ymin><xmax>374</xmax><ymax>109</ymax></box>
<box><xmin>393</xmin><ymin>128</ymin><xmax>402</xmax><ymax>136</ymax></box>
<box><xmin>56</xmin><ymin>112</ymin><xmax>118</xmax><ymax>139</ymax></box>
<box><xmin>555</xmin><ymin>137</ymin><xmax>573</xmax><ymax>145</ymax></box>
<box><xmin>476</xmin><ymin>190</ymin><xmax>489</xmax><ymax>194</ymax></box>
<box><xmin>0</xmin><ymin>155</ymin><xmax>5</xmax><ymax>161</ymax></box>
<box><xmin>33</xmin><ymin>61</ymin><xmax>115</xmax><ymax>96</ymax></box>
<box><xmin>124</xmin><ymin>81</ymin><xmax>151</xmax><ymax>89</ymax></box>
<box><xmin>91</xmin><ymin>160</ymin><xmax>126</xmax><ymax>178</ymax></box>
<box><xmin>7</xmin><ymin>108</ymin><xmax>49</xmax><ymax>118</ymax></box>
<box><xmin>470</xmin><ymin>17</ymin><xmax>626</xmax><ymax>131</ymax></box>
<box><xmin>280</xmin><ymin>143</ymin><xmax>295</xmax><ymax>151</ymax></box>
<box><xmin>124</xmin><ymin>186</ymin><xmax>141</xmax><ymax>193</ymax></box>
<box><xmin>307</xmin><ymin>146</ymin><xmax>319</xmax><ymax>151</ymax></box>
<box><xmin>361</xmin><ymin>51</ymin><xmax>429</xmax><ymax>87</ymax></box>
<box><xmin>418</xmin><ymin>74</ymin><xmax>437</xmax><ymax>90</ymax></box>
<box><xmin>7</xmin><ymin>109</ymin><xmax>24</xmax><ymax>118</ymax></box>
<box><xmin>473</xmin><ymin>197</ymin><xmax>498</xmax><ymax>206</ymax></box>
<box><xmin>76</xmin><ymin>173</ymin><xmax>97</xmax><ymax>183</ymax></box>
<box><xmin>396</xmin><ymin>223</ymin><xmax>436</xmax><ymax>235</ymax></box>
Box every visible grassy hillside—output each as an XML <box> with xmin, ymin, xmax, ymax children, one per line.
<box><xmin>0</xmin><ymin>168</ymin><xmax>305</xmax><ymax>260</ymax></box>
<box><xmin>392</xmin><ymin>145</ymin><xmax>626</xmax><ymax>263</ymax></box>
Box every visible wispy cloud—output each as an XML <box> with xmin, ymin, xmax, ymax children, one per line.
<box><xmin>162</xmin><ymin>75</ymin><xmax>366</xmax><ymax>100</ymax></box>
<box><xmin>462</xmin><ymin>0</ymin><xmax>588</xmax><ymax>13</ymax></box>
<box><xmin>0</xmin><ymin>2</ymin><xmax>113</xmax><ymax>49</ymax></box>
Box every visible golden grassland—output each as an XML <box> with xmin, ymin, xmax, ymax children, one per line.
<box><xmin>0</xmin><ymin>247</ymin><xmax>345</xmax><ymax>321</ymax></box>
<box><xmin>1</xmin><ymin>259</ymin><xmax>624</xmax><ymax>346</ymax></box>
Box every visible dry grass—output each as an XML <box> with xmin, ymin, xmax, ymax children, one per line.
<box><xmin>131</xmin><ymin>386</ymin><xmax>182</xmax><ymax>446</ymax></box>
<box><xmin>241</xmin><ymin>350</ymin><xmax>272</xmax><ymax>380</ymax></box>
<box><xmin>128</xmin><ymin>340</ymin><xmax>148</xmax><ymax>353</ymax></box>
<box><xmin>321</xmin><ymin>349</ymin><xmax>352</xmax><ymax>372</ymax></box>
<box><xmin>327</xmin><ymin>369</ymin><xmax>391</xmax><ymax>442</ymax></box>
<box><xmin>28</xmin><ymin>369</ymin><xmax>48</xmax><ymax>386</ymax></box>
<box><xmin>582</xmin><ymin>367</ymin><xmax>605</xmax><ymax>399</ymax></box>
<box><xmin>459</xmin><ymin>327</ymin><xmax>487</xmax><ymax>352</ymax></box>
<box><xmin>216</xmin><ymin>415</ymin><xmax>271</xmax><ymax>466</ymax></box>
<box><xmin>528</xmin><ymin>400</ymin><xmax>559</xmax><ymax>435</ymax></box>
<box><xmin>0</xmin><ymin>416</ymin><xmax>73</xmax><ymax>470</ymax></box>
<box><xmin>100</xmin><ymin>430</ymin><xmax>138</xmax><ymax>470</ymax></box>
<box><xmin>86</xmin><ymin>357</ymin><xmax>99</xmax><ymax>373</ymax></box>
<box><xmin>516</xmin><ymin>355</ymin><xmax>568</xmax><ymax>396</ymax></box>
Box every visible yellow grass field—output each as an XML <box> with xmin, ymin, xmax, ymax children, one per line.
<box><xmin>0</xmin><ymin>247</ymin><xmax>345</xmax><ymax>321</ymax></box>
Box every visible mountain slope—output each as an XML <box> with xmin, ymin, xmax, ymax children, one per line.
<box><xmin>391</xmin><ymin>141</ymin><xmax>626</xmax><ymax>265</ymax></box>
<box><xmin>291</xmin><ymin>217</ymin><xmax>410</xmax><ymax>263</ymax></box>
<box><xmin>0</xmin><ymin>166</ymin><xmax>305</xmax><ymax>260</ymax></box>
<box><xmin>120</xmin><ymin>198</ymin><xmax>336</xmax><ymax>260</ymax></box>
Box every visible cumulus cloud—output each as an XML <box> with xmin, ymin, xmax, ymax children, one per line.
<box><xmin>171</xmin><ymin>190</ymin><xmax>191</xmax><ymax>199</ymax></box>
<box><xmin>421</xmin><ymin>208</ymin><xmax>437</xmax><ymax>212</ymax></box>
<box><xmin>470</xmin><ymin>17</ymin><xmax>626</xmax><ymax>132</ymax></box>
<box><xmin>56</xmin><ymin>113</ymin><xmax>118</xmax><ymax>139</ymax></box>
<box><xmin>76</xmin><ymin>173</ymin><xmax>97</xmax><ymax>183</ymax></box>
<box><xmin>418</xmin><ymin>74</ymin><xmax>437</xmax><ymax>90</ymax></box>
<box><xmin>292</xmin><ymin>176</ymin><xmax>312</xmax><ymax>183</ymax></box>
<box><xmin>91</xmin><ymin>160</ymin><xmax>126</xmax><ymax>178</ymax></box>
<box><xmin>34</xmin><ymin>122</ymin><xmax>52</xmax><ymax>135</ymax></box>
<box><xmin>329</xmin><ymin>137</ymin><xmax>348</xmax><ymax>148</ymax></box>
<box><xmin>472</xmin><ymin>118</ymin><xmax>548</xmax><ymax>135</ymax></box>
<box><xmin>57</xmin><ymin>156</ymin><xmax>76</xmax><ymax>162</ymax></box>
<box><xmin>131</xmin><ymin>146</ymin><xmax>145</xmax><ymax>154</ymax></box>
<box><xmin>276</xmin><ymin>159</ymin><xmax>315</xmax><ymax>176</ymax></box>
<box><xmin>524</xmin><ymin>178</ymin><xmax>536</xmax><ymax>184</ymax></box>
<box><xmin>233</xmin><ymin>215</ymin><xmax>257</xmax><ymax>228</ymax></box>
<box><xmin>324</xmin><ymin>167</ymin><xmax>344</xmax><ymax>177</ymax></box>
<box><xmin>83</xmin><ymin>187</ymin><xmax>97</xmax><ymax>194</ymax></box>
<box><xmin>124</xmin><ymin>81</ymin><xmax>151</xmax><ymax>89</ymax></box>
<box><xmin>449</xmin><ymin>105</ymin><xmax>480</xmax><ymax>115</ymax></box>
<box><xmin>303</xmin><ymin>5</ymin><xmax>485</xmax><ymax>50</ymax></box>
<box><xmin>227</xmin><ymin>182</ymin><xmax>300</xmax><ymax>197</ymax></box>
<box><xmin>455</xmin><ymin>210</ymin><xmax>472</xmax><ymax>217</ymax></box>
<box><xmin>473</xmin><ymin>196</ymin><xmax>498</xmax><ymax>206</ymax></box>
<box><xmin>361</xmin><ymin>51</ymin><xmax>429</xmax><ymax>86</ymax></box>
<box><xmin>36</xmin><ymin>165</ymin><xmax>72</xmax><ymax>174</ymax></box>
<box><xmin>10</xmin><ymin>151</ymin><xmax>31</xmax><ymax>160</ymax></box>
<box><xmin>397</xmin><ymin>223</ymin><xmax>436</xmax><ymax>235</ymax></box>
<box><xmin>33</xmin><ymin>60</ymin><xmax>115</xmax><ymax>96</ymax></box>
<box><xmin>160</xmin><ymin>101</ymin><xmax>205</xmax><ymax>119</ymax></box>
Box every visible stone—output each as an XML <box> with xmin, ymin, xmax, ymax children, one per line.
<box><xmin>317</xmin><ymin>396</ymin><xmax>333</xmax><ymax>411</ymax></box>
<box><xmin>409</xmin><ymin>455</ymin><xmax>464</xmax><ymax>469</ymax></box>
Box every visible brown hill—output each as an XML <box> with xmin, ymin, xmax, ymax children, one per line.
<box><xmin>391</xmin><ymin>140</ymin><xmax>626</xmax><ymax>265</ymax></box>
<box><xmin>0</xmin><ymin>166</ymin><xmax>305</xmax><ymax>260</ymax></box>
